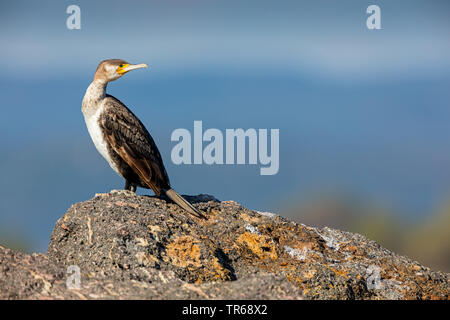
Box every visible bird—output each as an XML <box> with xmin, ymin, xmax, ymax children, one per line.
<box><xmin>82</xmin><ymin>59</ymin><xmax>205</xmax><ymax>219</ymax></box>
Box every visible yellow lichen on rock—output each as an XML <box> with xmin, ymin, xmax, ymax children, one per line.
<box><xmin>302</xmin><ymin>269</ymin><xmax>317</xmax><ymax>279</ymax></box>
<box><xmin>165</xmin><ymin>236</ymin><xmax>202</xmax><ymax>268</ymax></box>
<box><xmin>209</xmin><ymin>257</ymin><xmax>233</xmax><ymax>281</ymax></box>
<box><xmin>165</xmin><ymin>236</ymin><xmax>232</xmax><ymax>282</ymax></box>
<box><xmin>328</xmin><ymin>267</ymin><xmax>349</xmax><ymax>279</ymax></box>
<box><xmin>237</xmin><ymin>232</ymin><xmax>278</xmax><ymax>260</ymax></box>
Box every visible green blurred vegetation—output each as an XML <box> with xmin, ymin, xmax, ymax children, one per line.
<box><xmin>283</xmin><ymin>194</ymin><xmax>450</xmax><ymax>273</ymax></box>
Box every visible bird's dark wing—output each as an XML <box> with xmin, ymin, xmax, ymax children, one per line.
<box><xmin>99</xmin><ymin>95</ymin><xmax>170</xmax><ymax>194</ymax></box>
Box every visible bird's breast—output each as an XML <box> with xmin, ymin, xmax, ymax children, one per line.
<box><xmin>84</xmin><ymin>105</ymin><xmax>121</xmax><ymax>175</ymax></box>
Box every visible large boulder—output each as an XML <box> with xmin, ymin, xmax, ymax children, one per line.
<box><xmin>1</xmin><ymin>190</ymin><xmax>448</xmax><ymax>299</ymax></box>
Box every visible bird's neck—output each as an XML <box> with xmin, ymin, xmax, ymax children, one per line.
<box><xmin>82</xmin><ymin>79</ymin><xmax>108</xmax><ymax>117</ymax></box>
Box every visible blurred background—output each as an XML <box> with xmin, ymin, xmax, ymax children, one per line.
<box><xmin>0</xmin><ymin>0</ymin><xmax>449</xmax><ymax>272</ymax></box>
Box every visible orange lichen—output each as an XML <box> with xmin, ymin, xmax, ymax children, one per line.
<box><xmin>165</xmin><ymin>236</ymin><xmax>202</xmax><ymax>268</ymax></box>
<box><xmin>286</xmin><ymin>273</ymin><xmax>303</xmax><ymax>284</ymax></box>
<box><xmin>329</xmin><ymin>267</ymin><xmax>349</xmax><ymax>279</ymax></box>
<box><xmin>343</xmin><ymin>245</ymin><xmax>358</xmax><ymax>253</ymax></box>
<box><xmin>165</xmin><ymin>236</ymin><xmax>232</xmax><ymax>282</ymax></box>
<box><xmin>210</xmin><ymin>257</ymin><xmax>232</xmax><ymax>281</ymax></box>
<box><xmin>237</xmin><ymin>232</ymin><xmax>278</xmax><ymax>260</ymax></box>
<box><xmin>302</xmin><ymin>269</ymin><xmax>317</xmax><ymax>279</ymax></box>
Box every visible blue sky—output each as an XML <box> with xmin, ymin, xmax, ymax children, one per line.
<box><xmin>1</xmin><ymin>1</ymin><xmax>449</xmax><ymax>78</ymax></box>
<box><xmin>0</xmin><ymin>0</ymin><xmax>449</xmax><ymax>252</ymax></box>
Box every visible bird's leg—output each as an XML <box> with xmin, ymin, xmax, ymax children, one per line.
<box><xmin>124</xmin><ymin>180</ymin><xmax>137</xmax><ymax>193</ymax></box>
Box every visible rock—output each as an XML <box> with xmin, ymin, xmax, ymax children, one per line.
<box><xmin>1</xmin><ymin>190</ymin><xmax>449</xmax><ymax>299</ymax></box>
<box><xmin>2</xmin><ymin>245</ymin><xmax>302</xmax><ymax>300</ymax></box>
<box><xmin>0</xmin><ymin>244</ymin><xmax>298</xmax><ymax>300</ymax></box>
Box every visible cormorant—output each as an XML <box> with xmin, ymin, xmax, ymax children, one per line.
<box><xmin>82</xmin><ymin>59</ymin><xmax>204</xmax><ymax>219</ymax></box>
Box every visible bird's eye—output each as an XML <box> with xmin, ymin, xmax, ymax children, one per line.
<box><xmin>119</xmin><ymin>64</ymin><xmax>124</xmax><ymax>68</ymax></box>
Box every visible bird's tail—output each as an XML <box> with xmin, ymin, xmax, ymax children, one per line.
<box><xmin>165</xmin><ymin>189</ymin><xmax>206</xmax><ymax>219</ymax></box>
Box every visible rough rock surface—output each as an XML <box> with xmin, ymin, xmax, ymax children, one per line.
<box><xmin>1</xmin><ymin>190</ymin><xmax>449</xmax><ymax>299</ymax></box>
<box><xmin>0</xmin><ymin>245</ymin><xmax>298</xmax><ymax>299</ymax></box>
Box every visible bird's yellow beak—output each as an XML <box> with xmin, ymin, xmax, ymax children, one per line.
<box><xmin>117</xmin><ymin>63</ymin><xmax>148</xmax><ymax>75</ymax></box>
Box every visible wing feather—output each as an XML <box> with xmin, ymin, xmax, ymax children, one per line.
<box><xmin>99</xmin><ymin>96</ymin><xmax>170</xmax><ymax>194</ymax></box>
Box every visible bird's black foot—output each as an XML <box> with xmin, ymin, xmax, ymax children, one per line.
<box><xmin>124</xmin><ymin>180</ymin><xmax>137</xmax><ymax>193</ymax></box>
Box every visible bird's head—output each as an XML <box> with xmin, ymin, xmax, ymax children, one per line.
<box><xmin>94</xmin><ymin>59</ymin><xmax>148</xmax><ymax>82</ymax></box>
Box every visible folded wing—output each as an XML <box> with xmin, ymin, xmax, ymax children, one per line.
<box><xmin>99</xmin><ymin>95</ymin><xmax>171</xmax><ymax>195</ymax></box>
